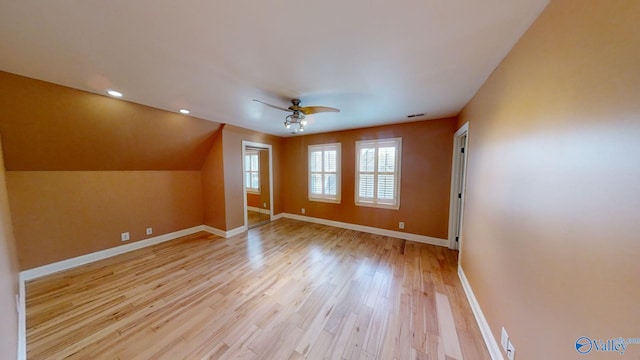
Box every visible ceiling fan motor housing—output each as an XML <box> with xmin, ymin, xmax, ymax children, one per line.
<box><xmin>253</xmin><ymin>98</ymin><xmax>339</xmax><ymax>133</ymax></box>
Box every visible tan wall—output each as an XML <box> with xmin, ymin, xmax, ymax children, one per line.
<box><xmin>458</xmin><ymin>1</ymin><xmax>640</xmax><ymax>359</ymax></box>
<box><xmin>0</xmin><ymin>137</ymin><xmax>19</xmax><ymax>359</ymax></box>
<box><xmin>222</xmin><ymin>125</ymin><xmax>282</xmax><ymax>231</ymax></box>
<box><xmin>7</xmin><ymin>171</ymin><xmax>204</xmax><ymax>269</ymax></box>
<box><xmin>281</xmin><ymin>118</ymin><xmax>456</xmax><ymax>239</ymax></box>
<box><xmin>0</xmin><ymin>71</ymin><xmax>221</xmax><ymax>171</ymax></box>
<box><xmin>201</xmin><ymin>124</ymin><xmax>281</xmax><ymax>231</ymax></box>
<box><xmin>201</xmin><ymin>130</ymin><xmax>226</xmax><ymax>230</ymax></box>
<box><xmin>0</xmin><ymin>71</ymin><xmax>224</xmax><ymax>269</ymax></box>
<box><xmin>246</xmin><ymin>193</ymin><xmax>259</xmax><ymax>208</ymax></box>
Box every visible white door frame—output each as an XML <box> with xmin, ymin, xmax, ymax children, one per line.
<box><xmin>242</xmin><ymin>141</ymin><xmax>274</xmax><ymax>228</ymax></box>
<box><xmin>447</xmin><ymin>122</ymin><xmax>469</xmax><ymax>250</ymax></box>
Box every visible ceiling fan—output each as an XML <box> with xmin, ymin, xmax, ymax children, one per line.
<box><xmin>253</xmin><ymin>98</ymin><xmax>340</xmax><ymax>133</ymax></box>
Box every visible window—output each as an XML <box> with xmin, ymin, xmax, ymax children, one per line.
<box><xmin>244</xmin><ymin>151</ymin><xmax>260</xmax><ymax>193</ymax></box>
<box><xmin>308</xmin><ymin>143</ymin><xmax>341</xmax><ymax>203</ymax></box>
<box><xmin>355</xmin><ymin>137</ymin><xmax>402</xmax><ymax>209</ymax></box>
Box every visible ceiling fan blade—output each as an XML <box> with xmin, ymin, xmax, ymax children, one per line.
<box><xmin>253</xmin><ymin>99</ymin><xmax>293</xmax><ymax>112</ymax></box>
<box><xmin>299</xmin><ymin>106</ymin><xmax>341</xmax><ymax>115</ymax></box>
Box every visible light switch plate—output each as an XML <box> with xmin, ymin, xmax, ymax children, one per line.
<box><xmin>501</xmin><ymin>327</ymin><xmax>509</xmax><ymax>352</ymax></box>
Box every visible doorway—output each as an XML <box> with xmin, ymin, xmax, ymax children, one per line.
<box><xmin>242</xmin><ymin>141</ymin><xmax>273</xmax><ymax>229</ymax></box>
<box><xmin>448</xmin><ymin>122</ymin><xmax>469</xmax><ymax>250</ymax></box>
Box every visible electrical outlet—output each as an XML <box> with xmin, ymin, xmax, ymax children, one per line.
<box><xmin>263</xmin><ymin>202</ymin><xmax>267</xmax><ymax>208</ymax></box>
<box><xmin>399</xmin><ymin>222</ymin><xmax>405</xmax><ymax>229</ymax></box>
<box><xmin>146</xmin><ymin>227</ymin><xmax>153</xmax><ymax>235</ymax></box>
<box><xmin>507</xmin><ymin>340</ymin><xmax>515</xmax><ymax>360</ymax></box>
<box><xmin>121</xmin><ymin>232</ymin><xmax>130</xmax><ymax>241</ymax></box>
<box><xmin>301</xmin><ymin>208</ymin><xmax>305</xmax><ymax>214</ymax></box>
<box><xmin>501</xmin><ymin>327</ymin><xmax>509</xmax><ymax>352</ymax></box>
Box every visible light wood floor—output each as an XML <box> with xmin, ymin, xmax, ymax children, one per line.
<box><xmin>26</xmin><ymin>218</ymin><xmax>490</xmax><ymax>359</ymax></box>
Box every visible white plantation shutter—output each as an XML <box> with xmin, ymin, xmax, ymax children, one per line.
<box><xmin>308</xmin><ymin>143</ymin><xmax>341</xmax><ymax>203</ymax></box>
<box><xmin>244</xmin><ymin>151</ymin><xmax>260</xmax><ymax>193</ymax></box>
<box><xmin>355</xmin><ymin>138</ymin><xmax>402</xmax><ymax>209</ymax></box>
<box><xmin>359</xmin><ymin>174</ymin><xmax>374</xmax><ymax>198</ymax></box>
<box><xmin>377</xmin><ymin>175</ymin><xmax>394</xmax><ymax>199</ymax></box>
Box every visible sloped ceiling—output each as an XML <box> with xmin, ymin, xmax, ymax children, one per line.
<box><xmin>0</xmin><ymin>0</ymin><xmax>549</xmax><ymax>136</ymax></box>
<box><xmin>0</xmin><ymin>72</ymin><xmax>221</xmax><ymax>171</ymax></box>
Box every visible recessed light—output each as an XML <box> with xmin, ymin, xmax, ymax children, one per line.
<box><xmin>107</xmin><ymin>89</ymin><xmax>123</xmax><ymax>98</ymax></box>
<box><xmin>179</xmin><ymin>109</ymin><xmax>190</xmax><ymax>115</ymax></box>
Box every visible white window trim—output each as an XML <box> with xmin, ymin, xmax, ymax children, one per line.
<box><xmin>245</xmin><ymin>151</ymin><xmax>260</xmax><ymax>194</ymax></box>
<box><xmin>354</xmin><ymin>137</ymin><xmax>402</xmax><ymax>210</ymax></box>
<box><xmin>308</xmin><ymin>143</ymin><xmax>341</xmax><ymax>204</ymax></box>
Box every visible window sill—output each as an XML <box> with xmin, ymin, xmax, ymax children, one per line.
<box><xmin>309</xmin><ymin>197</ymin><xmax>341</xmax><ymax>204</ymax></box>
<box><xmin>354</xmin><ymin>201</ymin><xmax>400</xmax><ymax>210</ymax></box>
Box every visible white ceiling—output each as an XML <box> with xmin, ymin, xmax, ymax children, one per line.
<box><xmin>0</xmin><ymin>0</ymin><xmax>548</xmax><ymax>136</ymax></box>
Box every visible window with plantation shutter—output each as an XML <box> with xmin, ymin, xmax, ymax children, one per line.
<box><xmin>308</xmin><ymin>143</ymin><xmax>341</xmax><ymax>203</ymax></box>
<box><xmin>244</xmin><ymin>151</ymin><xmax>260</xmax><ymax>194</ymax></box>
<box><xmin>355</xmin><ymin>138</ymin><xmax>402</xmax><ymax>209</ymax></box>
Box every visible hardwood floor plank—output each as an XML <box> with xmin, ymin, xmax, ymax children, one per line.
<box><xmin>305</xmin><ymin>329</ymin><xmax>333</xmax><ymax>360</ymax></box>
<box><xmin>324</xmin><ymin>311</ymin><xmax>357</xmax><ymax>358</ymax></box>
<box><xmin>436</xmin><ymin>292</ymin><xmax>464</xmax><ymax>360</ymax></box>
<box><xmin>341</xmin><ymin>305</ymin><xmax>374</xmax><ymax>359</ymax></box>
<box><xmin>26</xmin><ymin>218</ymin><xmax>490</xmax><ymax>359</ymax></box>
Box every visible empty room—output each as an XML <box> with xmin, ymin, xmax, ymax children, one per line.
<box><xmin>0</xmin><ymin>0</ymin><xmax>638</xmax><ymax>359</ymax></box>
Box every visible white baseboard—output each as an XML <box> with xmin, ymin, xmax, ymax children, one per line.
<box><xmin>279</xmin><ymin>213</ymin><xmax>448</xmax><ymax>247</ymax></box>
<box><xmin>458</xmin><ymin>265</ymin><xmax>504</xmax><ymax>360</ymax></box>
<box><xmin>18</xmin><ymin>222</ymin><xmax>246</xmax><ymax>286</ymax></box>
<box><xmin>203</xmin><ymin>224</ymin><xmax>247</xmax><ymax>238</ymax></box>
<box><xmin>20</xmin><ymin>225</ymin><xmax>205</xmax><ymax>282</ymax></box>
<box><xmin>17</xmin><ymin>224</ymin><xmax>206</xmax><ymax>360</ymax></box>
<box><xmin>227</xmin><ymin>225</ymin><xmax>247</xmax><ymax>237</ymax></box>
<box><xmin>17</xmin><ymin>277</ymin><xmax>25</xmax><ymax>360</ymax></box>
<box><xmin>15</xmin><ymin>222</ymin><xmax>248</xmax><ymax>359</ymax></box>
<box><xmin>247</xmin><ymin>206</ymin><xmax>272</xmax><ymax>215</ymax></box>
<box><xmin>203</xmin><ymin>225</ymin><xmax>226</xmax><ymax>238</ymax></box>
<box><xmin>14</xmin><ymin>217</ymin><xmax>438</xmax><ymax>360</ymax></box>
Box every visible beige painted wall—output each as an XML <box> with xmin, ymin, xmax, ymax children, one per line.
<box><xmin>459</xmin><ymin>1</ymin><xmax>640</xmax><ymax>358</ymax></box>
<box><xmin>0</xmin><ymin>137</ymin><xmax>19</xmax><ymax>359</ymax></box>
<box><xmin>201</xmin><ymin>129</ymin><xmax>227</xmax><ymax>230</ymax></box>
<box><xmin>201</xmin><ymin>125</ymin><xmax>282</xmax><ymax>231</ymax></box>
<box><xmin>7</xmin><ymin>171</ymin><xmax>204</xmax><ymax>269</ymax></box>
<box><xmin>0</xmin><ymin>71</ymin><xmax>226</xmax><ymax>270</ymax></box>
<box><xmin>221</xmin><ymin>125</ymin><xmax>282</xmax><ymax>231</ymax></box>
<box><xmin>281</xmin><ymin>118</ymin><xmax>456</xmax><ymax>239</ymax></box>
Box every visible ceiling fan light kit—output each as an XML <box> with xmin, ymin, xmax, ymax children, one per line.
<box><xmin>254</xmin><ymin>98</ymin><xmax>339</xmax><ymax>134</ymax></box>
<box><xmin>285</xmin><ymin>112</ymin><xmax>306</xmax><ymax>133</ymax></box>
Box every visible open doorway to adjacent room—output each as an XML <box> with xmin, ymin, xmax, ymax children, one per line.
<box><xmin>242</xmin><ymin>141</ymin><xmax>273</xmax><ymax>229</ymax></box>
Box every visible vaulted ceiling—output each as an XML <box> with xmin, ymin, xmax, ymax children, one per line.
<box><xmin>0</xmin><ymin>0</ymin><xmax>548</xmax><ymax>136</ymax></box>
